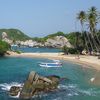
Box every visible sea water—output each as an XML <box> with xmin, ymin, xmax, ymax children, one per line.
<box><xmin>0</xmin><ymin>57</ymin><xmax>100</xmax><ymax>100</ymax></box>
<box><xmin>11</xmin><ymin>46</ymin><xmax>61</xmax><ymax>53</ymax></box>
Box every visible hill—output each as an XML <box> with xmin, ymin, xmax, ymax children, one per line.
<box><xmin>0</xmin><ymin>29</ymin><xmax>30</xmax><ymax>41</ymax></box>
<box><xmin>32</xmin><ymin>31</ymin><xmax>66</xmax><ymax>43</ymax></box>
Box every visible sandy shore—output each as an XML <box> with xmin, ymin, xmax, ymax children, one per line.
<box><xmin>6</xmin><ymin>51</ymin><xmax>100</xmax><ymax>71</ymax></box>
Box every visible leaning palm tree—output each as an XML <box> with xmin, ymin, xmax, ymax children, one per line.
<box><xmin>77</xmin><ymin>11</ymin><xmax>86</xmax><ymax>32</ymax></box>
<box><xmin>89</xmin><ymin>6</ymin><xmax>100</xmax><ymax>45</ymax></box>
<box><xmin>87</xmin><ymin>6</ymin><xmax>100</xmax><ymax>52</ymax></box>
<box><xmin>77</xmin><ymin>11</ymin><xmax>91</xmax><ymax>53</ymax></box>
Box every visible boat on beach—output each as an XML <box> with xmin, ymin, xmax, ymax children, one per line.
<box><xmin>39</xmin><ymin>60</ymin><xmax>62</xmax><ymax>67</ymax></box>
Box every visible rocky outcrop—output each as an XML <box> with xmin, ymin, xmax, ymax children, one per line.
<box><xmin>15</xmin><ymin>36</ymin><xmax>72</xmax><ymax>48</ymax></box>
<box><xmin>9</xmin><ymin>71</ymin><xmax>60</xmax><ymax>99</ymax></box>
<box><xmin>2</xmin><ymin>32</ymin><xmax>13</xmax><ymax>44</ymax></box>
<box><xmin>45</xmin><ymin>36</ymin><xmax>72</xmax><ymax>48</ymax></box>
<box><xmin>16</xmin><ymin>40</ymin><xmax>44</xmax><ymax>47</ymax></box>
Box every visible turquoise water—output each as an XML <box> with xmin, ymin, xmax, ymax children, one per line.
<box><xmin>12</xmin><ymin>46</ymin><xmax>61</xmax><ymax>53</ymax></box>
<box><xmin>0</xmin><ymin>57</ymin><xmax>100</xmax><ymax>100</ymax></box>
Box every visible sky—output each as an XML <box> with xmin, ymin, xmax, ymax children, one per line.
<box><xmin>0</xmin><ymin>0</ymin><xmax>100</xmax><ymax>37</ymax></box>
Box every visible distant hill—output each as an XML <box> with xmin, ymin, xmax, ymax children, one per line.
<box><xmin>32</xmin><ymin>31</ymin><xmax>66</xmax><ymax>43</ymax></box>
<box><xmin>0</xmin><ymin>29</ymin><xmax>30</xmax><ymax>41</ymax></box>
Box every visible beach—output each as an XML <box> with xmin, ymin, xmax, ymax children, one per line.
<box><xmin>6</xmin><ymin>51</ymin><xmax>100</xmax><ymax>71</ymax></box>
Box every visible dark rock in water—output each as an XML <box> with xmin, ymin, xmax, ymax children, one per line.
<box><xmin>47</xmin><ymin>75</ymin><xmax>60</xmax><ymax>86</ymax></box>
<box><xmin>9</xmin><ymin>71</ymin><xmax>61</xmax><ymax>99</ymax></box>
<box><xmin>9</xmin><ymin>86</ymin><xmax>20</xmax><ymax>96</ymax></box>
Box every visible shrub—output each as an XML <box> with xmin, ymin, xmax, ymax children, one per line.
<box><xmin>0</xmin><ymin>40</ymin><xmax>11</xmax><ymax>56</ymax></box>
<box><xmin>62</xmin><ymin>46</ymin><xmax>68</xmax><ymax>54</ymax></box>
<box><xmin>62</xmin><ymin>46</ymin><xmax>78</xmax><ymax>54</ymax></box>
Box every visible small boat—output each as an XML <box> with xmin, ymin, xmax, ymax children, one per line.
<box><xmin>39</xmin><ymin>60</ymin><xmax>62</xmax><ymax>67</ymax></box>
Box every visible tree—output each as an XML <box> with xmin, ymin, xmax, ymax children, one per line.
<box><xmin>77</xmin><ymin>11</ymin><xmax>90</xmax><ymax>53</ymax></box>
<box><xmin>87</xmin><ymin>6</ymin><xmax>100</xmax><ymax>52</ymax></box>
<box><xmin>77</xmin><ymin>11</ymin><xmax>86</xmax><ymax>32</ymax></box>
<box><xmin>77</xmin><ymin>7</ymin><xmax>100</xmax><ymax>54</ymax></box>
<box><xmin>0</xmin><ymin>40</ymin><xmax>11</xmax><ymax>56</ymax></box>
<box><xmin>62</xmin><ymin>46</ymin><xmax>68</xmax><ymax>55</ymax></box>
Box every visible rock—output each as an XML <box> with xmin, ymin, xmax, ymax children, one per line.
<box><xmin>45</xmin><ymin>36</ymin><xmax>72</xmax><ymax>48</ymax></box>
<box><xmin>9</xmin><ymin>86</ymin><xmax>20</xmax><ymax>96</ymax></box>
<box><xmin>15</xmin><ymin>40</ymin><xmax>44</xmax><ymax>47</ymax></box>
<box><xmin>2</xmin><ymin>32</ymin><xmax>8</xmax><ymax>39</ymax></box>
<box><xmin>47</xmin><ymin>75</ymin><xmax>60</xmax><ymax>84</ymax></box>
<box><xmin>2</xmin><ymin>32</ymin><xmax>13</xmax><ymax>44</ymax></box>
<box><xmin>9</xmin><ymin>71</ymin><xmax>60</xmax><ymax>99</ymax></box>
<box><xmin>20</xmin><ymin>71</ymin><xmax>60</xmax><ymax>99</ymax></box>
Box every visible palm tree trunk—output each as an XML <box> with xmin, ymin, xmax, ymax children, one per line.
<box><xmin>83</xmin><ymin>32</ymin><xmax>89</xmax><ymax>52</ymax></box>
<box><xmin>90</xmin><ymin>31</ymin><xmax>99</xmax><ymax>52</ymax></box>
<box><xmin>87</xmin><ymin>32</ymin><xmax>94</xmax><ymax>53</ymax></box>
<box><xmin>94</xmin><ymin>30</ymin><xmax>100</xmax><ymax>50</ymax></box>
<box><xmin>81</xmin><ymin>25</ymin><xmax>89</xmax><ymax>53</ymax></box>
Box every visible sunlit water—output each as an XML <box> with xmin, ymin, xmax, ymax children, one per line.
<box><xmin>0</xmin><ymin>56</ymin><xmax>100</xmax><ymax>100</ymax></box>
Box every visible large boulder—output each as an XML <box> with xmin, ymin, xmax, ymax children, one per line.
<box><xmin>2</xmin><ymin>32</ymin><xmax>13</xmax><ymax>44</ymax></box>
<box><xmin>45</xmin><ymin>36</ymin><xmax>72</xmax><ymax>48</ymax></box>
<box><xmin>9</xmin><ymin>71</ymin><xmax>60</xmax><ymax>99</ymax></box>
<box><xmin>2</xmin><ymin>32</ymin><xmax>8</xmax><ymax>39</ymax></box>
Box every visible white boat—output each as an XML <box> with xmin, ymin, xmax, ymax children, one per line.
<box><xmin>39</xmin><ymin>60</ymin><xmax>62</xmax><ymax>67</ymax></box>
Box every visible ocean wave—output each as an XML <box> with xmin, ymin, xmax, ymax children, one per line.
<box><xmin>58</xmin><ymin>84</ymin><xmax>77</xmax><ymax>89</ymax></box>
<box><xmin>0</xmin><ymin>82</ymin><xmax>23</xmax><ymax>91</ymax></box>
<box><xmin>58</xmin><ymin>84</ymin><xmax>100</xmax><ymax>97</ymax></box>
<box><xmin>78</xmin><ymin>88</ymin><xmax>100</xmax><ymax>96</ymax></box>
<box><xmin>58</xmin><ymin>84</ymin><xmax>79</xmax><ymax>96</ymax></box>
<box><xmin>0</xmin><ymin>82</ymin><xmax>100</xmax><ymax>98</ymax></box>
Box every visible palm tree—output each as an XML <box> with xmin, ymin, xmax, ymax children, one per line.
<box><xmin>89</xmin><ymin>6</ymin><xmax>100</xmax><ymax>45</ymax></box>
<box><xmin>77</xmin><ymin>11</ymin><xmax>86</xmax><ymax>32</ymax></box>
<box><xmin>77</xmin><ymin>11</ymin><xmax>90</xmax><ymax>53</ymax></box>
<box><xmin>87</xmin><ymin>6</ymin><xmax>100</xmax><ymax>52</ymax></box>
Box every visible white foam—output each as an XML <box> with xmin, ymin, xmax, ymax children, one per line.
<box><xmin>67</xmin><ymin>93</ymin><xmax>73</xmax><ymax>96</ymax></box>
<box><xmin>79</xmin><ymin>89</ymin><xmax>93</xmax><ymax>96</ymax></box>
<box><xmin>58</xmin><ymin>84</ymin><xmax>77</xmax><ymax>89</ymax></box>
<box><xmin>58</xmin><ymin>84</ymin><xmax>79</xmax><ymax>96</ymax></box>
<box><xmin>0</xmin><ymin>82</ymin><xmax>23</xmax><ymax>91</ymax></box>
<box><xmin>77</xmin><ymin>88</ymin><xmax>99</xmax><ymax>96</ymax></box>
<box><xmin>58</xmin><ymin>84</ymin><xmax>99</xmax><ymax>96</ymax></box>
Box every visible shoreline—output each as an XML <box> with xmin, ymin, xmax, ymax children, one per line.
<box><xmin>6</xmin><ymin>52</ymin><xmax>100</xmax><ymax>71</ymax></box>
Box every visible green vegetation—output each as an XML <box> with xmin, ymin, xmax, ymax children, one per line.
<box><xmin>0</xmin><ymin>29</ymin><xmax>30</xmax><ymax>41</ymax></box>
<box><xmin>14</xmin><ymin>50</ymin><xmax>22</xmax><ymax>54</ymax></box>
<box><xmin>32</xmin><ymin>31</ymin><xmax>65</xmax><ymax>43</ymax></box>
<box><xmin>46</xmin><ymin>31</ymin><xmax>65</xmax><ymax>38</ymax></box>
<box><xmin>63</xmin><ymin>6</ymin><xmax>100</xmax><ymax>54</ymax></box>
<box><xmin>77</xmin><ymin>6</ymin><xmax>100</xmax><ymax>54</ymax></box>
<box><xmin>32</xmin><ymin>37</ymin><xmax>46</xmax><ymax>43</ymax></box>
<box><xmin>0</xmin><ymin>40</ymin><xmax>11</xmax><ymax>56</ymax></box>
<box><xmin>65</xmin><ymin>32</ymin><xmax>84</xmax><ymax>54</ymax></box>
